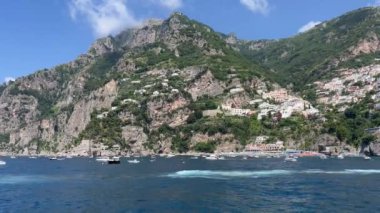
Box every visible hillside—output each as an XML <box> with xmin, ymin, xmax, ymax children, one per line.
<box><xmin>239</xmin><ymin>7</ymin><xmax>380</xmax><ymax>90</ymax></box>
<box><xmin>1</xmin><ymin>9</ymin><xmax>380</xmax><ymax>156</ymax></box>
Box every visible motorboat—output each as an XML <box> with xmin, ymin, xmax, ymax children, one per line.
<box><xmin>166</xmin><ymin>154</ymin><xmax>175</xmax><ymax>158</ymax></box>
<box><xmin>49</xmin><ymin>157</ymin><xmax>58</xmax><ymax>160</ymax></box>
<box><xmin>190</xmin><ymin>156</ymin><xmax>199</xmax><ymax>159</ymax></box>
<box><xmin>10</xmin><ymin>156</ymin><xmax>16</xmax><ymax>159</ymax></box>
<box><xmin>284</xmin><ymin>155</ymin><xmax>297</xmax><ymax>162</ymax></box>
<box><xmin>128</xmin><ymin>159</ymin><xmax>140</xmax><ymax>164</ymax></box>
<box><xmin>0</xmin><ymin>160</ymin><xmax>6</xmax><ymax>165</ymax></box>
<box><xmin>337</xmin><ymin>154</ymin><xmax>345</xmax><ymax>160</ymax></box>
<box><xmin>205</xmin><ymin>155</ymin><xmax>218</xmax><ymax>160</ymax></box>
<box><xmin>108</xmin><ymin>156</ymin><xmax>121</xmax><ymax>164</ymax></box>
<box><xmin>319</xmin><ymin>154</ymin><xmax>328</xmax><ymax>160</ymax></box>
<box><xmin>96</xmin><ymin>157</ymin><xmax>109</xmax><ymax>163</ymax></box>
<box><xmin>364</xmin><ymin>156</ymin><xmax>371</xmax><ymax>160</ymax></box>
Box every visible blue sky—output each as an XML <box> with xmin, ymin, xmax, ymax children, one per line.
<box><xmin>0</xmin><ymin>0</ymin><xmax>378</xmax><ymax>83</ymax></box>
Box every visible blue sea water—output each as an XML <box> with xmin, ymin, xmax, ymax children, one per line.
<box><xmin>1</xmin><ymin>156</ymin><xmax>380</xmax><ymax>212</ymax></box>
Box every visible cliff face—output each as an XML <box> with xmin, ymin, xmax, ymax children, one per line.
<box><xmin>0</xmin><ymin>13</ymin><xmax>268</xmax><ymax>155</ymax></box>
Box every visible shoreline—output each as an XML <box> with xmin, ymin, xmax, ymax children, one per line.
<box><xmin>0</xmin><ymin>150</ymin><xmax>363</xmax><ymax>158</ymax></box>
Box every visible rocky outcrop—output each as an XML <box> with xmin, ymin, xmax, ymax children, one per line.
<box><xmin>312</xmin><ymin>134</ymin><xmax>341</xmax><ymax>152</ymax></box>
<box><xmin>361</xmin><ymin>141</ymin><xmax>380</xmax><ymax>156</ymax></box>
<box><xmin>121</xmin><ymin>126</ymin><xmax>150</xmax><ymax>154</ymax></box>
<box><xmin>347</xmin><ymin>32</ymin><xmax>380</xmax><ymax>58</ymax></box>
<box><xmin>190</xmin><ymin>133</ymin><xmax>242</xmax><ymax>152</ymax></box>
<box><xmin>148</xmin><ymin>95</ymin><xmax>191</xmax><ymax>128</ymax></box>
<box><xmin>89</xmin><ymin>36</ymin><xmax>117</xmax><ymax>57</ymax></box>
<box><xmin>186</xmin><ymin>71</ymin><xmax>225</xmax><ymax>100</ymax></box>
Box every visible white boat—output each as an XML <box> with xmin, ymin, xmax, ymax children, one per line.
<box><xmin>166</xmin><ymin>154</ymin><xmax>175</xmax><ymax>158</ymax></box>
<box><xmin>217</xmin><ymin>156</ymin><xmax>226</xmax><ymax>160</ymax></box>
<box><xmin>66</xmin><ymin>155</ymin><xmax>73</xmax><ymax>159</ymax></box>
<box><xmin>10</xmin><ymin>156</ymin><xmax>16</xmax><ymax>159</ymax></box>
<box><xmin>0</xmin><ymin>160</ymin><xmax>6</xmax><ymax>165</ymax></box>
<box><xmin>96</xmin><ymin>157</ymin><xmax>109</xmax><ymax>162</ymax></box>
<box><xmin>284</xmin><ymin>156</ymin><xmax>297</xmax><ymax>162</ymax></box>
<box><xmin>108</xmin><ymin>156</ymin><xmax>121</xmax><ymax>164</ymax></box>
<box><xmin>128</xmin><ymin>159</ymin><xmax>140</xmax><ymax>164</ymax></box>
<box><xmin>29</xmin><ymin>156</ymin><xmax>37</xmax><ymax>159</ymax></box>
<box><xmin>190</xmin><ymin>156</ymin><xmax>199</xmax><ymax>159</ymax></box>
<box><xmin>364</xmin><ymin>156</ymin><xmax>371</xmax><ymax>160</ymax></box>
<box><xmin>319</xmin><ymin>154</ymin><xmax>327</xmax><ymax>160</ymax></box>
<box><xmin>337</xmin><ymin>154</ymin><xmax>344</xmax><ymax>160</ymax></box>
<box><xmin>49</xmin><ymin>157</ymin><xmax>58</xmax><ymax>160</ymax></box>
<box><xmin>205</xmin><ymin>155</ymin><xmax>218</xmax><ymax>160</ymax></box>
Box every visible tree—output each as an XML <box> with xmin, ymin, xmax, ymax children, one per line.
<box><xmin>250</xmin><ymin>117</ymin><xmax>262</xmax><ymax>136</ymax></box>
<box><xmin>344</xmin><ymin>108</ymin><xmax>356</xmax><ymax>119</ymax></box>
<box><xmin>336</xmin><ymin>125</ymin><xmax>349</xmax><ymax>142</ymax></box>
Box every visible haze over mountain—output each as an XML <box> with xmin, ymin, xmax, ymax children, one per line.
<box><xmin>0</xmin><ymin>7</ymin><xmax>380</xmax><ymax>156</ymax></box>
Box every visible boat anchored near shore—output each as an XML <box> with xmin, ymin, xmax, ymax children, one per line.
<box><xmin>96</xmin><ymin>156</ymin><xmax>121</xmax><ymax>164</ymax></box>
<box><xmin>128</xmin><ymin>159</ymin><xmax>140</xmax><ymax>164</ymax></box>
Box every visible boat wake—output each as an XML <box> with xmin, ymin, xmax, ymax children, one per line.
<box><xmin>165</xmin><ymin>169</ymin><xmax>380</xmax><ymax>179</ymax></box>
<box><xmin>0</xmin><ymin>175</ymin><xmax>57</xmax><ymax>185</ymax></box>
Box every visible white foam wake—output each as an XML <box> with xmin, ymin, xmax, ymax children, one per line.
<box><xmin>165</xmin><ymin>169</ymin><xmax>380</xmax><ymax>179</ymax></box>
<box><xmin>0</xmin><ymin>175</ymin><xmax>57</xmax><ymax>184</ymax></box>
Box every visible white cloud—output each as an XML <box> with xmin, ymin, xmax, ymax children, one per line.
<box><xmin>4</xmin><ymin>77</ymin><xmax>15</xmax><ymax>84</ymax></box>
<box><xmin>298</xmin><ymin>21</ymin><xmax>321</xmax><ymax>33</ymax></box>
<box><xmin>157</xmin><ymin>0</ymin><xmax>183</xmax><ymax>10</ymax></box>
<box><xmin>69</xmin><ymin>0</ymin><xmax>140</xmax><ymax>37</ymax></box>
<box><xmin>240</xmin><ymin>0</ymin><xmax>269</xmax><ymax>15</ymax></box>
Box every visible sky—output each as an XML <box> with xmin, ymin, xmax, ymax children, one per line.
<box><xmin>0</xmin><ymin>0</ymin><xmax>379</xmax><ymax>83</ymax></box>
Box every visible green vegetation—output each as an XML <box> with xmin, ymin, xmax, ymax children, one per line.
<box><xmin>0</xmin><ymin>84</ymin><xmax>6</xmax><ymax>95</ymax></box>
<box><xmin>76</xmin><ymin>109</ymin><xmax>127</xmax><ymax>148</ymax></box>
<box><xmin>29</xmin><ymin>138</ymin><xmax>58</xmax><ymax>153</ymax></box>
<box><xmin>193</xmin><ymin>141</ymin><xmax>216</xmax><ymax>153</ymax></box>
<box><xmin>84</xmin><ymin>52</ymin><xmax>123</xmax><ymax>93</ymax></box>
<box><xmin>9</xmin><ymin>85</ymin><xmax>58</xmax><ymax>119</ymax></box>
<box><xmin>322</xmin><ymin>94</ymin><xmax>380</xmax><ymax>147</ymax></box>
<box><xmin>241</xmin><ymin>7</ymin><xmax>380</xmax><ymax>90</ymax></box>
<box><xmin>0</xmin><ymin>133</ymin><xmax>10</xmax><ymax>143</ymax></box>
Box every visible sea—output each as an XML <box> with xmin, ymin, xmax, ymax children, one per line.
<box><xmin>0</xmin><ymin>156</ymin><xmax>380</xmax><ymax>212</ymax></box>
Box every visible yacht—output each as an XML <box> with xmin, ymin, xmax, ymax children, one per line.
<box><xmin>108</xmin><ymin>156</ymin><xmax>121</xmax><ymax>164</ymax></box>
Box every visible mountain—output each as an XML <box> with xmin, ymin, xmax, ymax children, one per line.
<box><xmin>238</xmin><ymin>7</ymin><xmax>380</xmax><ymax>90</ymax></box>
<box><xmin>0</xmin><ymin>9</ymin><xmax>380</xmax><ymax>156</ymax></box>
